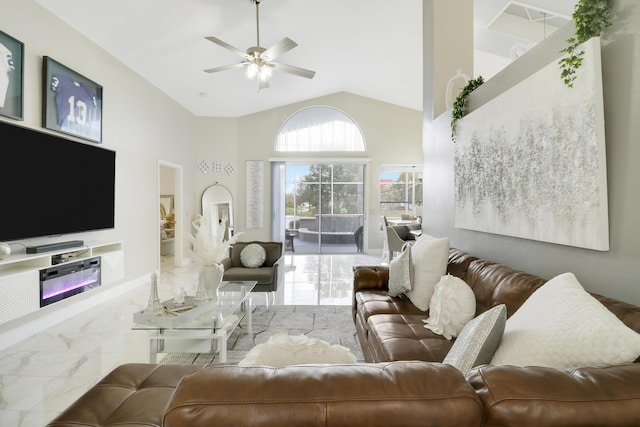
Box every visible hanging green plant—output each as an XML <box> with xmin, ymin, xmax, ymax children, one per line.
<box><xmin>451</xmin><ymin>76</ymin><xmax>484</xmax><ymax>142</ymax></box>
<box><xmin>559</xmin><ymin>0</ymin><xmax>612</xmax><ymax>88</ymax></box>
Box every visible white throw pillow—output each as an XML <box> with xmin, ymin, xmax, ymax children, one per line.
<box><xmin>388</xmin><ymin>242</ymin><xmax>414</xmax><ymax>297</ymax></box>
<box><xmin>240</xmin><ymin>243</ymin><xmax>266</xmax><ymax>268</ymax></box>
<box><xmin>491</xmin><ymin>272</ymin><xmax>640</xmax><ymax>369</ymax></box>
<box><xmin>404</xmin><ymin>234</ymin><xmax>450</xmax><ymax>311</ymax></box>
<box><xmin>423</xmin><ymin>275</ymin><xmax>476</xmax><ymax>340</ymax></box>
<box><xmin>443</xmin><ymin>304</ymin><xmax>507</xmax><ymax>374</ymax></box>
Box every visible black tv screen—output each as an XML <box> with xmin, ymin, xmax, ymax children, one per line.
<box><xmin>0</xmin><ymin>120</ymin><xmax>116</xmax><ymax>242</ymax></box>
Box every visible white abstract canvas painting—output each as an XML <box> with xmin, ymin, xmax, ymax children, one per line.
<box><xmin>454</xmin><ymin>38</ymin><xmax>609</xmax><ymax>250</ymax></box>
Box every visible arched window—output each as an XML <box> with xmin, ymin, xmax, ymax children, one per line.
<box><xmin>275</xmin><ymin>106</ymin><xmax>365</xmax><ymax>152</ymax></box>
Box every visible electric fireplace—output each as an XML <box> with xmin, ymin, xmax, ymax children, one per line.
<box><xmin>39</xmin><ymin>257</ymin><xmax>101</xmax><ymax>307</ymax></box>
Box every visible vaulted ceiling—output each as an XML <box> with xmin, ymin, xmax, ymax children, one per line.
<box><xmin>35</xmin><ymin>0</ymin><xmax>576</xmax><ymax>117</ymax></box>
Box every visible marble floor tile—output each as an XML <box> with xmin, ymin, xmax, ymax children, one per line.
<box><xmin>0</xmin><ymin>252</ymin><xmax>381</xmax><ymax>426</ymax></box>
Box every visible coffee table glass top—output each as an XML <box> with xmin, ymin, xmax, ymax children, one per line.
<box><xmin>132</xmin><ymin>280</ymin><xmax>256</xmax><ymax>331</ymax></box>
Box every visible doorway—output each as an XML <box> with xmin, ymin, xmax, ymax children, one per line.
<box><xmin>158</xmin><ymin>161</ymin><xmax>184</xmax><ymax>268</ymax></box>
<box><xmin>284</xmin><ymin>162</ymin><xmax>365</xmax><ymax>254</ymax></box>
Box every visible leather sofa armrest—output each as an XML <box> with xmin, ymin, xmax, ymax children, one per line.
<box><xmin>352</xmin><ymin>265</ymin><xmax>390</xmax><ymax>292</ymax></box>
<box><xmin>164</xmin><ymin>362</ymin><xmax>483</xmax><ymax>427</ymax></box>
<box><xmin>46</xmin><ymin>364</ymin><xmax>204</xmax><ymax>427</ymax></box>
<box><xmin>467</xmin><ymin>363</ymin><xmax>640</xmax><ymax>427</ymax></box>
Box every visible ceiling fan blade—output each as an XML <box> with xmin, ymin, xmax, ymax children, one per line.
<box><xmin>262</xmin><ymin>37</ymin><xmax>297</xmax><ymax>61</ymax></box>
<box><xmin>203</xmin><ymin>63</ymin><xmax>246</xmax><ymax>74</ymax></box>
<box><xmin>205</xmin><ymin>36</ymin><xmax>249</xmax><ymax>59</ymax></box>
<box><xmin>272</xmin><ymin>62</ymin><xmax>316</xmax><ymax>79</ymax></box>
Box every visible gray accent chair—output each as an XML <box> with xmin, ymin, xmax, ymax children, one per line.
<box><xmin>221</xmin><ymin>241</ymin><xmax>284</xmax><ymax>307</ymax></box>
<box><xmin>385</xmin><ymin>224</ymin><xmax>421</xmax><ymax>260</ymax></box>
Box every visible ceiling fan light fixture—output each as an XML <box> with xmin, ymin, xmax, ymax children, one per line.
<box><xmin>258</xmin><ymin>65</ymin><xmax>272</xmax><ymax>81</ymax></box>
<box><xmin>245</xmin><ymin>63</ymin><xmax>259</xmax><ymax>80</ymax></box>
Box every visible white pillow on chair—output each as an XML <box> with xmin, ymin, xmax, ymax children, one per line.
<box><xmin>240</xmin><ymin>243</ymin><xmax>267</xmax><ymax>268</ymax></box>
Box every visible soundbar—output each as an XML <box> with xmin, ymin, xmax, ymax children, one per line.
<box><xmin>26</xmin><ymin>240</ymin><xmax>85</xmax><ymax>254</ymax></box>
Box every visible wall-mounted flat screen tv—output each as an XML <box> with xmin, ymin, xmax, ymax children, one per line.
<box><xmin>0</xmin><ymin>120</ymin><xmax>116</xmax><ymax>242</ymax></box>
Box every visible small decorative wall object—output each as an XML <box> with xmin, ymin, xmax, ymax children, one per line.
<box><xmin>224</xmin><ymin>163</ymin><xmax>236</xmax><ymax>176</ymax></box>
<box><xmin>445</xmin><ymin>69</ymin><xmax>470</xmax><ymax>111</ymax></box>
<box><xmin>198</xmin><ymin>160</ymin><xmax>212</xmax><ymax>174</ymax></box>
<box><xmin>454</xmin><ymin>38</ymin><xmax>608</xmax><ymax>251</ymax></box>
<box><xmin>213</xmin><ymin>161</ymin><xmax>223</xmax><ymax>173</ymax></box>
<box><xmin>0</xmin><ymin>30</ymin><xmax>24</xmax><ymax>120</ymax></box>
<box><xmin>42</xmin><ymin>57</ymin><xmax>103</xmax><ymax>143</ymax></box>
<box><xmin>246</xmin><ymin>160</ymin><xmax>264</xmax><ymax>229</ymax></box>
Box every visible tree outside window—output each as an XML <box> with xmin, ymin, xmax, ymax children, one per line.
<box><xmin>380</xmin><ymin>166</ymin><xmax>422</xmax><ymax>220</ymax></box>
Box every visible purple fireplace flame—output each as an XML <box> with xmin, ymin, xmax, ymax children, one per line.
<box><xmin>40</xmin><ymin>257</ymin><xmax>101</xmax><ymax>307</ymax></box>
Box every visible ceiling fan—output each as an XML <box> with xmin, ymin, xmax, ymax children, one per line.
<box><xmin>204</xmin><ymin>0</ymin><xmax>316</xmax><ymax>91</ymax></box>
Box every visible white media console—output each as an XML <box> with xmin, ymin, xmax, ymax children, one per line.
<box><xmin>0</xmin><ymin>241</ymin><xmax>124</xmax><ymax>326</ymax></box>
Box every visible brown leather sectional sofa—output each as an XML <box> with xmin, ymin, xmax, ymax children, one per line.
<box><xmin>47</xmin><ymin>248</ymin><xmax>640</xmax><ymax>427</ymax></box>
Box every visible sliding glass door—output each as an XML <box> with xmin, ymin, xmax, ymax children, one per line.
<box><xmin>285</xmin><ymin>163</ymin><xmax>365</xmax><ymax>254</ymax></box>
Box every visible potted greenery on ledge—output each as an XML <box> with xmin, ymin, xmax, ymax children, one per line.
<box><xmin>559</xmin><ymin>0</ymin><xmax>612</xmax><ymax>88</ymax></box>
<box><xmin>449</xmin><ymin>0</ymin><xmax>612</xmax><ymax>142</ymax></box>
<box><xmin>450</xmin><ymin>76</ymin><xmax>484</xmax><ymax>142</ymax></box>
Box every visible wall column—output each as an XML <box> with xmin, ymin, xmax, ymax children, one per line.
<box><xmin>423</xmin><ymin>0</ymin><xmax>474</xmax><ymax>120</ymax></box>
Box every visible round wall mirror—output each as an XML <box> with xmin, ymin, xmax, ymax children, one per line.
<box><xmin>202</xmin><ymin>184</ymin><xmax>233</xmax><ymax>240</ymax></box>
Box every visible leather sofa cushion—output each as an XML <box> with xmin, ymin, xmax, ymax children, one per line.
<box><xmin>460</xmin><ymin>258</ymin><xmax>546</xmax><ymax>316</ymax></box>
<box><xmin>356</xmin><ymin>291</ymin><xmax>424</xmax><ymax>319</ymax></box>
<box><xmin>352</xmin><ymin>265</ymin><xmax>390</xmax><ymax>292</ymax></box>
<box><xmin>355</xmin><ymin>291</ymin><xmax>424</xmax><ymax>343</ymax></box>
<box><xmin>592</xmin><ymin>292</ymin><xmax>640</xmax><ymax>334</ymax></box>
<box><xmin>446</xmin><ymin>248</ymin><xmax>479</xmax><ymax>279</ymax></box>
<box><xmin>595</xmin><ymin>292</ymin><xmax>640</xmax><ymax>363</ymax></box>
<box><xmin>47</xmin><ymin>364</ymin><xmax>203</xmax><ymax>427</ymax></box>
<box><xmin>164</xmin><ymin>362</ymin><xmax>484</xmax><ymax>427</ymax></box>
<box><xmin>467</xmin><ymin>363</ymin><xmax>640</xmax><ymax>427</ymax></box>
<box><xmin>366</xmin><ymin>314</ymin><xmax>454</xmax><ymax>363</ymax></box>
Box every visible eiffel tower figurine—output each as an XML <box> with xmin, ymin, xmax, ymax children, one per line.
<box><xmin>143</xmin><ymin>271</ymin><xmax>165</xmax><ymax>316</ymax></box>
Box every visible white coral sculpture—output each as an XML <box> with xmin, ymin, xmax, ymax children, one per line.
<box><xmin>186</xmin><ymin>214</ymin><xmax>243</xmax><ymax>265</ymax></box>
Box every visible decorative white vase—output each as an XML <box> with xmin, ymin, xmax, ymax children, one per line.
<box><xmin>196</xmin><ymin>263</ymin><xmax>224</xmax><ymax>303</ymax></box>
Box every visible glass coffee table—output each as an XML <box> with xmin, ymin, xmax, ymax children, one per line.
<box><xmin>132</xmin><ymin>280</ymin><xmax>256</xmax><ymax>363</ymax></box>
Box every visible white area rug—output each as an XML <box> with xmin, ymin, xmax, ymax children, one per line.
<box><xmin>159</xmin><ymin>305</ymin><xmax>363</xmax><ymax>365</ymax></box>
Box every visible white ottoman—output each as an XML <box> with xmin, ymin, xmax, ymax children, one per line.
<box><xmin>238</xmin><ymin>333</ymin><xmax>357</xmax><ymax>367</ymax></box>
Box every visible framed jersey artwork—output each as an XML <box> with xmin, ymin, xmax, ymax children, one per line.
<box><xmin>42</xmin><ymin>56</ymin><xmax>102</xmax><ymax>143</ymax></box>
<box><xmin>0</xmin><ymin>30</ymin><xmax>24</xmax><ymax>121</ymax></box>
